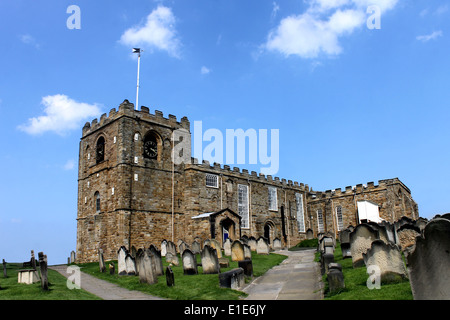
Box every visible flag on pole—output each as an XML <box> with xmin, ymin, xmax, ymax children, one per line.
<box><xmin>132</xmin><ymin>48</ymin><xmax>141</xmax><ymax>54</ymax></box>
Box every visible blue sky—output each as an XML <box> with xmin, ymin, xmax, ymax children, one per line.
<box><xmin>0</xmin><ymin>0</ymin><xmax>449</xmax><ymax>264</ymax></box>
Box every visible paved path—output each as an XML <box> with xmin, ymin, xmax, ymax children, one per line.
<box><xmin>242</xmin><ymin>249</ymin><xmax>323</xmax><ymax>300</ymax></box>
<box><xmin>49</xmin><ymin>265</ymin><xmax>164</xmax><ymax>300</ymax></box>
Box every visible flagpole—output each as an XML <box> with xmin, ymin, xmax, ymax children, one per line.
<box><xmin>136</xmin><ymin>50</ymin><xmax>141</xmax><ymax>111</ymax></box>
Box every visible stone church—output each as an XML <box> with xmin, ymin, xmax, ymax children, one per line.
<box><xmin>76</xmin><ymin>100</ymin><xmax>419</xmax><ymax>263</ymax></box>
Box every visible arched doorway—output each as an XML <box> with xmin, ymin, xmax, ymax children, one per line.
<box><xmin>263</xmin><ymin>221</ymin><xmax>275</xmax><ymax>244</ymax></box>
<box><xmin>220</xmin><ymin>218</ymin><xmax>235</xmax><ymax>245</ymax></box>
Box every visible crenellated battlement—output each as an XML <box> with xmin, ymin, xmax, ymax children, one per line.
<box><xmin>82</xmin><ymin>99</ymin><xmax>190</xmax><ymax>137</ymax></box>
<box><xmin>307</xmin><ymin>177</ymin><xmax>410</xmax><ymax>200</ymax></box>
<box><xmin>186</xmin><ymin>157</ymin><xmax>309</xmax><ymax>191</ymax></box>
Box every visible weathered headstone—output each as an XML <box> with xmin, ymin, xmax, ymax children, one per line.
<box><xmin>407</xmin><ymin>218</ymin><xmax>450</xmax><ymax>300</ymax></box>
<box><xmin>30</xmin><ymin>250</ymin><xmax>36</xmax><ymax>270</ymax></box>
<box><xmin>256</xmin><ymin>237</ymin><xmax>270</xmax><ymax>255</ymax></box>
<box><xmin>248</xmin><ymin>237</ymin><xmax>257</xmax><ymax>251</ymax></box>
<box><xmin>125</xmin><ymin>254</ymin><xmax>136</xmax><ymax>276</ymax></box>
<box><xmin>166</xmin><ymin>266</ymin><xmax>174</xmax><ymax>287</ymax></box>
<box><xmin>362</xmin><ymin>240</ymin><xmax>407</xmax><ymax>283</ymax></box>
<box><xmin>210</xmin><ymin>239</ymin><xmax>222</xmax><ymax>258</ymax></box>
<box><xmin>218</xmin><ymin>257</ymin><xmax>230</xmax><ymax>268</ymax></box>
<box><xmin>219</xmin><ymin>268</ymin><xmax>245</xmax><ymax>289</ymax></box>
<box><xmin>161</xmin><ymin>240</ymin><xmax>167</xmax><ymax>257</ymax></box>
<box><xmin>321</xmin><ymin>252</ymin><xmax>334</xmax><ymax>275</ymax></box>
<box><xmin>323</xmin><ymin>237</ymin><xmax>334</xmax><ymax>255</ymax></box>
<box><xmin>231</xmin><ymin>240</ymin><xmax>245</xmax><ymax>261</ymax></box>
<box><xmin>273</xmin><ymin>238</ymin><xmax>282</xmax><ymax>251</ymax></box>
<box><xmin>224</xmin><ymin>238</ymin><xmax>232</xmax><ymax>256</ymax></box>
<box><xmin>244</xmin><ymin>244</ymin><xmax>252</xmax><ymax>260</ymax></box>
<box><xmin>138</xmin><ymin>249</ymin><xmax>157</xmax><ymax>285</ymax></box>
<box><xmin>38</xmin><ymin>252</ymin><xmax>48</xmax><ymax>291</ymax></box>
<box><xmin>179</xmin><ymin>241</ymin><xmax>189</xmax><ymax>254</ymax></box>
<box><xmin>117</xmin><ymin>246</ymin><xmax>128</xmax><ymax>275</ymax></box>
<box><xmin>306</xmin><ymin>229</ymin><xmax>314</xmax><ymax>240</ymax></box>
<box><xmin>165</xmin><ymin>252</ymin><xmax>179</xmax><ymax>266</ymax></box>
<box><xmin>149</xmin><ymin>244</ymin><xmax>164</xmax><ymax>276</ymax></box>
<box><xmin>339</xmin><ymin>228</ymin><xmax>352</xmax><ymax>259</ymax></box>
<box><xmin>70</xmin><ymin>250</ymin><xmax>76</xmax><ymax>264</ymax></box>
<box><xmin>191</xmin><ymin>240</ymin><xmax>201</xmax><ymax>254</ymax></box>
<box><xmin>349</xmin><ymin>224</ymin><xmax>379</xmax><ymax>268</ymax></box>
<box><xmin>98</xmin><ymin>248</ymin><xmax>106</xmax><ymax>273</ymax></box>
<box><xmin>201</xmin><ymin>245</ymin><xmax>220</xmax><ymax>274</ymax></box>
<box><xmin>238</xmin><ymin>259</ymin><xmax>253</xmax><ymax>278</ymax></box>
<box><xmin>396</xmin><ymin>224</ymin><xmax>420</xmax><ymax>257</ymax></box>
<box><xmin>166</xmin><ymin>241</ymin><xmax>177</xmax><ymax>256</ymax></box>
<box><xmin>109</xmin><ymin>262</ymin><xmax>115</xmax><ymax>275</ymax></box>
<box><xmin>182</xmin><ymin>249</ymin><xmax>198</xmax><ymax>275</ymax></box>
<box><xmin>327</xmin><ymin>263</ymin><xmax>345</xmax><ymax>294</ymax></box>
<box><xmin>3</xmin><ymin>259</ymin><xmax>7</xmax><ymax>278</ymax></box>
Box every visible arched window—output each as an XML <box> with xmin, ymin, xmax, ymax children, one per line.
<box><xmin>96</xmin><ymin>136</ymin><xmax>105</xmax><ymax>164</ymax></box>
<box><xmin>336</xmin><ymin>206</ymin><xmax>344</xmax><ymax>231</ymax></box>
<box><xmin>95</xmin><ymin>191</ymin><xmax>101</xmax><ymax>213</ymax></box>
<box><xmin>143</xmin><ymin>132</ymin><xmax>159</xmax><ymax>160</ymax></box>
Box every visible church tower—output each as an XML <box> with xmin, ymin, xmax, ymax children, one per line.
<box><xmin>76</xmin><ymin>100</ymin><xmax>190</xmax><ymax>263</ymax></box>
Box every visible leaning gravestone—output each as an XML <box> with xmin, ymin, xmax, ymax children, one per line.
<box><xmin>109</xmin><ymin>262</ymin><xmax>115</xmax><ymax>275</ymax></box>
<box><xmin>231</xmin><ymin>240</ymin><xmax>245</xmax><ymax>261</ymax></box>
<box><xmin>98</xmin><ymin>248</ymin><xmax>106</xmax><ymax>273</ymax></box>
<box><xmin>256</xmin><ymin>237</ymin><xmax>270</xmax><ymax>255</ymax></box>
<box><xmin>224</xmin><ymin>238</ymin><xmax>232</xmax><ymax>256</ymax></box>
<box><xmin>191</xmin><ymin>240</ymin><xmax>201</xmax><ymax>254</ymax></box>
<box><xmin>149</xmin><ymin>245</ymin><xmax>164</xmax><ymax>276</ymax></box>
<box><xmin>349</xmin><ymin>224</ymin><xmax>379</xmax><ymax>268</ymax></box>
<box><xmin>339</xmin><ymin>228</ymin><xmax>352</xmax><ymax>259</ymax></box>
<box><xmin>138</xmin><ymin>249</ymin><xmax>157</xmax><ymax>285</ymax></box>
<box><xmin>396</xmin><ymin>224</ymin><xmax>420</xmax><ymax>256</ymax></box>
<box><xmin>166</xmin><ymin>266</ymin><xmax>175</xmax><ymax>287</ymax></box>
<box><xmin>182</xmin><ymin>249</ymin><xmax>198</xmax><ymax>275</ymax></box>
<box><xmin>166</xmin><ymin>241</ymin><xmax>177</xmax><ymax>256</ymax></box>
<box><xmin>362</xmin><ymin>240</ymin><xmax>407</xmax><ymax>283</ymax></box>
<box><xmin>165</xmin><ymin>252</ymin><xmax>179</xmax><ymax>266</ymax></box>
<box><xmin>244</xmin><ymin>244</ymin><xmax>252</xmax><ymax>260</ymax></box>
<box><xmin>201</xmin><ymin>245</ymin><xmax>220</xmax><ymax>274</ymax></box>
<box><xmin>407</xmin><ymin>218</ymin><xmax>450</xmax><ymax>300</ymax></box>
<box><xmin>38</xmin><ymin>252</ymin><xmax>48</xmax><ymax>291</ymax></box>
<box><xmin>210</xmin><ymin>239</ymin><xmax>222</xmax><ymax>258</ymax></box>
<box><xmin>118</xmin><ymin>246</ymin><xmax>128</xmax><ymax>275</ymax></box>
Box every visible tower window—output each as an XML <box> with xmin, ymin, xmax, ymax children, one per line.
<box><xmin>96</xmin><ymin>137</ymin><xmax>105</xmax><ymax>164</ymax></box>
<box><xmin>206</xmin><ymin>174</ymin><xmax>218</xmax><ymax>188</ymax></box>
<box><xmin>336</xmin><ymin>206</ymin><xmax>344</xmax><ymax>231</ymax></box>
<box><xmin>95</xmin><ymin>192</ymin><xmax>100</xmax><ymax>213</ymax></box>
<box><xmin>268</xmin><ymin>186</ymin><xmax>277</xmax><ymax>211</ymax></box>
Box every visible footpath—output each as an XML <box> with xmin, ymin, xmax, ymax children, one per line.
<box><xmin>50</xmin><ymin>248</ymin><xmax>322</xmax><ymax>300</ymax></box>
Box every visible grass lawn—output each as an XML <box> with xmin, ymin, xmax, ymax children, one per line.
<box><xmin>77</xmin><ymin>251</ymin><xmax>287</xmax><ymax>300</ymax></box>
<box><xmin>320</xmin><ymin>242</ymin><xmax>413</xmax><ymax>300</ymax></box>
<box><xmin>0</xmin><ymin>263</ymin><xmax>101</xmax><ymax>300</ymax></box>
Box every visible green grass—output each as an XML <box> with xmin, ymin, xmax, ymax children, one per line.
<box><xmin>0</xmin><ymin>263</ymin><xmax>101</xmax><ymax>300</ymax></box>
<box><xmin>322</xmin><ymin>242</ymin><xmax>413</xmax><ymax>300</ymax></box>
<box><xmin>289</xmin><ymin>238</ymin><xmax>318</xmax><ymax>250</ymax></box>
<box><xmin>77</xmin><ymin>251</ymin><xmax>287</xmax><ymax>300</ymax></box>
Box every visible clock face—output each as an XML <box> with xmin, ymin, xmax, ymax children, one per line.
<box><xmin>144</xmin><ymin>140</ymin><xmax>157</xmax><ymax>159</ymax></box>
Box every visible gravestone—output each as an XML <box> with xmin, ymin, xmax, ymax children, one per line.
<box><xmin>256</xmin><ymin>237</ymin><xmax>270</xmax><ymax>255</ymax></box>
<box><xmin>367</xmin><ymin>222</ymin><xmax>390</xmax><ymax>244</ymax></box>
<box><xmin>231</xmin><ymin>240</ymin><xmax>245</xmax><ymax>261</ymax></box>
<box><xmin>240</xmin><ymin>235</ymin><xmax>249</xmax><ymax>245</ymax></box>
<box><xmin>165</xmin><ymin>252</ymin><xmax>179</xmax><ymax>266</ymax></box>
<box><xmin>219</xmin><ymin>257</ymin><xmax>230</xmax><ymax>268</ymax></box>
<box><xmin>191</xmin><ymin>240</ymin><xmax>201</xmax><ymax>254</ymax></box>
<box><xmin>407</xmin><ymin>218</ymin><xmax>450</xmax><ymax>300</ymax></box>
<box><xmin>201</xmin><ymin>245</ymin><xmax>220</xmax><ymax>274</ymax></box>
<box><xmin>323</xmin><ymin>237</ymin><xmax>334</xmax><ymax>255</ymax></box>
<box><xmin>131</xmin><ymin>246</ymin><xmax>137</xmax><ymax>258</ymax></box>
<box><xmin>182</xmin><ymin>249</ymin><xmax>198</xmax><ymax>275</ymax></box>
<box><xmin>161</xmin><ymin>240</ymin><xmax>167</xmax><ymax>257</ymax></box>
<box><xmin>362</xmin><ymin>240</ymin><xmax>407</xmax><ymax>283</ymax></box>
<box><xmin>179</xmin><ymin>241</ymin><xmax>189</xmax><ymax>254</ymax></box>
<box><xmin>379</xmin><ymin>221</ymin><xmax>396</xmax><ymax>243</ymax></box>
<box><xmin>109</xmin><ymin>262</ymin><xmax>115</xmax><ymax>275</ymax></box>
<box><xmin>224</xmin><ymin>238</ymin><xmax>232</xmax><ymax>256</ymax></box>
<box><xmin>327</xmin><ymin>263</ymin><xmax>345</xmax><ymax>294</ymax></box>
<box><xmin>135</xmin><ymin>248</ymin><xmax>143</xmax><ymax>275</ymax></box>
<box><xmin>210</xmin><ymin>239</ymin><xmax>222</xmax><ymax>258</ymax></box>
<box><xmin>70</xmin><ymin>250</ymin><xmax>76</xmax><ymax>263</ymax></box>
<box><xmin>219</xmin><ymin>268</ymin><xmax>245</xmax><ymax>289</ymax></box>
<box><xmin>204</xmin><ymin>239</ymin><xmax>211</xmax><ymax>248</ymax></box>
<box><xmin>321</xmin><ymin>253</ymin><xmax>334</xmax><ymax>275</ymax></box>
<box><xmin>339</xmin><ymin>228</ymin><xmax>352</xmax><ymax>259</ymax></box>
<box><xmin>149</xmin><ymin>245</ymin><xmax>164</xmax><ymax>276</ymax></box>
<box><xmin>125</xmin><ymin>254</ymin><xmax>136</xmax><ymax>275</ymax></box>
<box><xmin>98</xmin><ymin>249</ymin><xmax>106</xmax><ymax>273</ymax></box>
<box><xmin>30</xmin><ymin>251</ymin><xmax>36</xmax><ymax>270</ymax></box>
<box><xmin>117</xmin><ymin>246</ymin><xmax>128</xmax><ymax>275</ymax></box>
<box><xmin>248</xmin><ymin>237</ymin><xmax>257</xmax><ymax>251</ymax></box>
<box><xmin>38</xmin><ymin>252</ymin><xmax>48</xmax><ymax>291</ymax></box>
<box><xmin>166</xmin><ymin>266</ymin><xmax>174</xmax><ymax>287</ymax></box>
<box><xmin>244</xmin><ymin>244</ymin><xmax>252</xmax><ymax>260</ymax></box>
<box><xmin>166</xmin><ymin>241</ymin><xmax>177</xmax><ymax>256</ymax></box>
<box><xmin>238</xmin><ymin>259</ymin><xmax>253</xmax><ymax>278</ymax></box>
<box><xmin>349</xmin><ymin>224</ymin><xmax>379</xmax><ymax>268</ymax></box>
<box><xmin>273</xmin><ymin>238</ymin><xmax>282</xmax><ymax>251</ymax></box>
<box><xmin>397</xmin><ymin>224</ymin><xmax>420</xmax><ymax>257</ymax></box>
<box><xmin>138</xmin><ymin>249</ymin><xmax>157</xmax><ymax>285</ymax></box>
<box><xmin>3</xmin><ymin>259</ymin><xmax>7</xmax><ymax>278</ymax></box>
<box><xmin>306</xmin><ymin>229</ymin><xmax>314</xmax><ymax>240</ymax></box>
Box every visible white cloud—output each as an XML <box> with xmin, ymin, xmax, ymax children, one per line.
<box><xmin>200</xmin><ymin>66</ymin><xmax>211</xmax><ymax>75</ymax></box>
<box><xmin>264</xmin><ymin>0</ymin><xmax>398</xmax><ymax>59</ymax></box>
<box><xmin>20</xmin><ymin>34</ymin><xmax>40</xmax><ymax>49</ymax></box>
<box><xmin>416</xmin><ymin>30</ymin><xmax>443</xmax><ymax>42</ymax></box>
<box><xmin>18</xmin><ymin>94</ymin><xmax>101</xmax><ymax>136</ymax></box>
<box><xmin>271</xmin><ymin>2</ymin><xmax>280</xmax><ymax>20</ymax></box>
<box><xmin>63</xmin><ymin>159</ymin><xmax>76</xmax><ymax>170</ymax></box>
<box><xmin>119</xmin><ymin>6</ymin><xmax>181</xmax><ymax>58</ymax></box>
